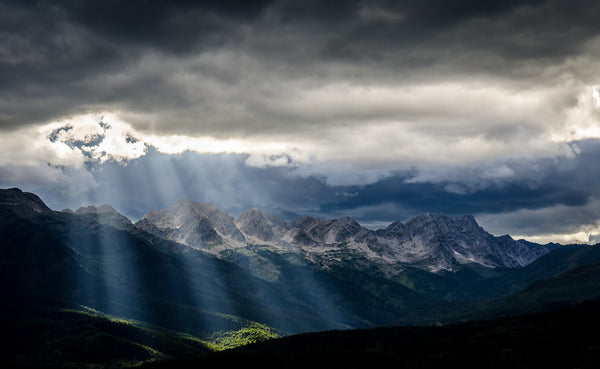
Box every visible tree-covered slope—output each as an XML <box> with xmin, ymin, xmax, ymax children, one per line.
<box><xmin>143</xmin><ymin>300</ymin><xmax>600</xmax><ymax>369</ymax></box>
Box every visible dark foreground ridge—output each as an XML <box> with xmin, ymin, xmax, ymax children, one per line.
<box><xmin>144</xmin><ymin>300</ymin><xmax>600</xmax><ymax>369</ymax></box>
<box><xmin>2</xmin><ymin>187</ymin><xmax>600</xmax><ymax>368</ymax></box>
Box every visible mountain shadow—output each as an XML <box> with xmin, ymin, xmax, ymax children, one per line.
<box><xmin>142</xmin><ymin>299</ymin><xmax>600</xmax><ymax>369</ymax></box>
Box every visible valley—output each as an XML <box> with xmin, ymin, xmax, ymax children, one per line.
<box><xmin>1</xmin><ymin>187</ymin><xmax>599</xmax><ymax>368</ymax></box>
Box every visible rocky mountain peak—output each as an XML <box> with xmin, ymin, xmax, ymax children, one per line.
<box><xmin>336</xmin><ymin>216</ymin><xmax>360</xmax><ymax>225</ymax></box>
<box><xmin>379</xmin><ymin>220</ymin><xmax>406</xmax><ymax>236</ymax></box>
<box><xmin>236</xmin><ymin>209</ymin><xmax>288</xmax><ymax>242</ymax></box>
<box><xmin>326</xmin><ymin>217</ymin><xmax>364</xmax><ymax>243</ymax></box>
<box><xmin>75</xmin><ymin>204</ymin><xmax>119</xmax><ymax>215</ymax></box>
<box><xmin>403</xmin><ymin>212</ymin><xmax>450</xmax><ymax>235</ymax></box>
<box><xmin>453</xmin><ymin>214</ymin><xmax>481</xmax><ymax>232</ymax></box>
<box><xmin>331</xmin><ymin>217</ymin><xmax>362</xmax><ymax>232</ymax></box>
<box><xmin>135</xmin><ymin>199</ymin><xmax>553</xmax><ymax>272</ymax></box>
<box><xmin>137</xmin><ymin>199</ymin><xmax>245</xmax><ymax>247</ymax></box>
<box><xmin>458</xmin><ymin>214</ymin><xmax>477</xmax><ymax>223</ymax></box>
<box><xmin>172</xmin><ymin>199</ymin><xmax>200</xmax><ymax>215</ymax></box>
<box><xmin>238</xmin><ymin>208</ymin><xmax>270</xmax><ymax>221</ymax></box>
<box><xmin>237</xmin><ymin>209</ymin><xmax>287</xmax><ymax>227</ymax></box>
<box><xmin>74</xmin><ymin>204</ymin><xmax>133</xmax><ymax>230</ymax></box>
<box><xmin>173</xmin><ymin>199</ymin><xmax>229</xmax><ymax>220</ymax></box>
<box><xmin>289</xmin><ymin>216</ymin><xmax>322</xmax><ymax>229</ymax></box>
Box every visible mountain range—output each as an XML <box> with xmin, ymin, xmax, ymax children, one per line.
<box><xmin>2</xmin><ymin>187</ymin><xmax>600</xmax><ymax>368</ymax></box>
<box><xmin>135</xmin><ymin>198</ymin><xmax>555</xmax><ymax>273</ymax></box>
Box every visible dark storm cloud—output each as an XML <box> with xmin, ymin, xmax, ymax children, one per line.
<box><xmin>261</xmin><ymin>0</ymin><xmax>599</xmax><ymax>78</ymax></box>
<box><xmin>1</xmin><ymin>0</ymin><xmax>599</xmax><ymax>134</ymax></box>
<box><xmin>2</xmin><ymin>0</ymin><xmax>600</xmax><ymax>242</ymax></box>
<box><xmin>0</xmin><ymin>0</ymin><xmax>271</xmax><ymax>128</ymax></box>
<box><xmin>51</xmin><ymin>0</ymin><xmax>272</xmax><ymax>52</ymax></box>
<box><xmin>315</xmin><ymin>140</ymin><xmax>600</xmax><ymax>233</ymax></box>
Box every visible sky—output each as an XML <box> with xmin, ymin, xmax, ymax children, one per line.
<box><xmin>1</xmin><ymin>0</ymin><xmax>600</xmax><ymax>244</ymax></box>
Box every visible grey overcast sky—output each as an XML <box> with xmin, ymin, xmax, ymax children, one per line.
<box><xmin>1</xmin><ymin>0</ymin><xmax>600</xmax><ymax>243</ymax></box>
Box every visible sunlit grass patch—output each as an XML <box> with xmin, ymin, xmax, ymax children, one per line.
<box><xmin>55</xmin><ymin>306</ymin><xmax>281</xmax><ymax>354</ymax></box>
<box><xmin>206</xmin><ymin>323</ymin><xmax>279</xmax><ymax>351</ymax></box>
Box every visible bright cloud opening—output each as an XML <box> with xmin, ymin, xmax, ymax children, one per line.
<box><xmin>514</xmin><ymin>230</ymin><xmax>600</xmax><ymax>245</ymax></box>
<box><xmin>558</xmin><ymin>85</ymin><xmax>600</xmax><ymax>141</ymax></box>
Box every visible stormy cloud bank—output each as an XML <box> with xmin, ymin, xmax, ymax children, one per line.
<box><xmin>1</xmin><ymin>0</ymin><xmax>600</xmax><ymax>243</ymax></box>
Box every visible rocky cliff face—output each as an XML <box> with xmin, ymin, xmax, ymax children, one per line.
<box><xmin>136</xmin><ymin>200</ymin><xmax>554</xmax><ymax>272</ymax></box>
<box><xmin>370</xmin><ymin>213</ymin><xmax>549</xmax><ymax>270</ymax></box>
<box><xmin>135</xmin><ymin>199</ymin><xmax>245</xmax><ymax>250</ymax></box>
<box><xmin>235</xmin><ymin>209</ymin><xmax>288</xmax><ymax>243</ymax></box>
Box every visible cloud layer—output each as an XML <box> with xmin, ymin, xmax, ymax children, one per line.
<box><xmin>1</xmin><ymin>0</ymin><xmax>600</xmax><ymax>243</ymax></box>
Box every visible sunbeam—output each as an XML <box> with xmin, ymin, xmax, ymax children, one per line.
<box><xmin>3</xmin><ymin>0</ymin><xmax>600</xmax><ymax>366</ymax></box>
